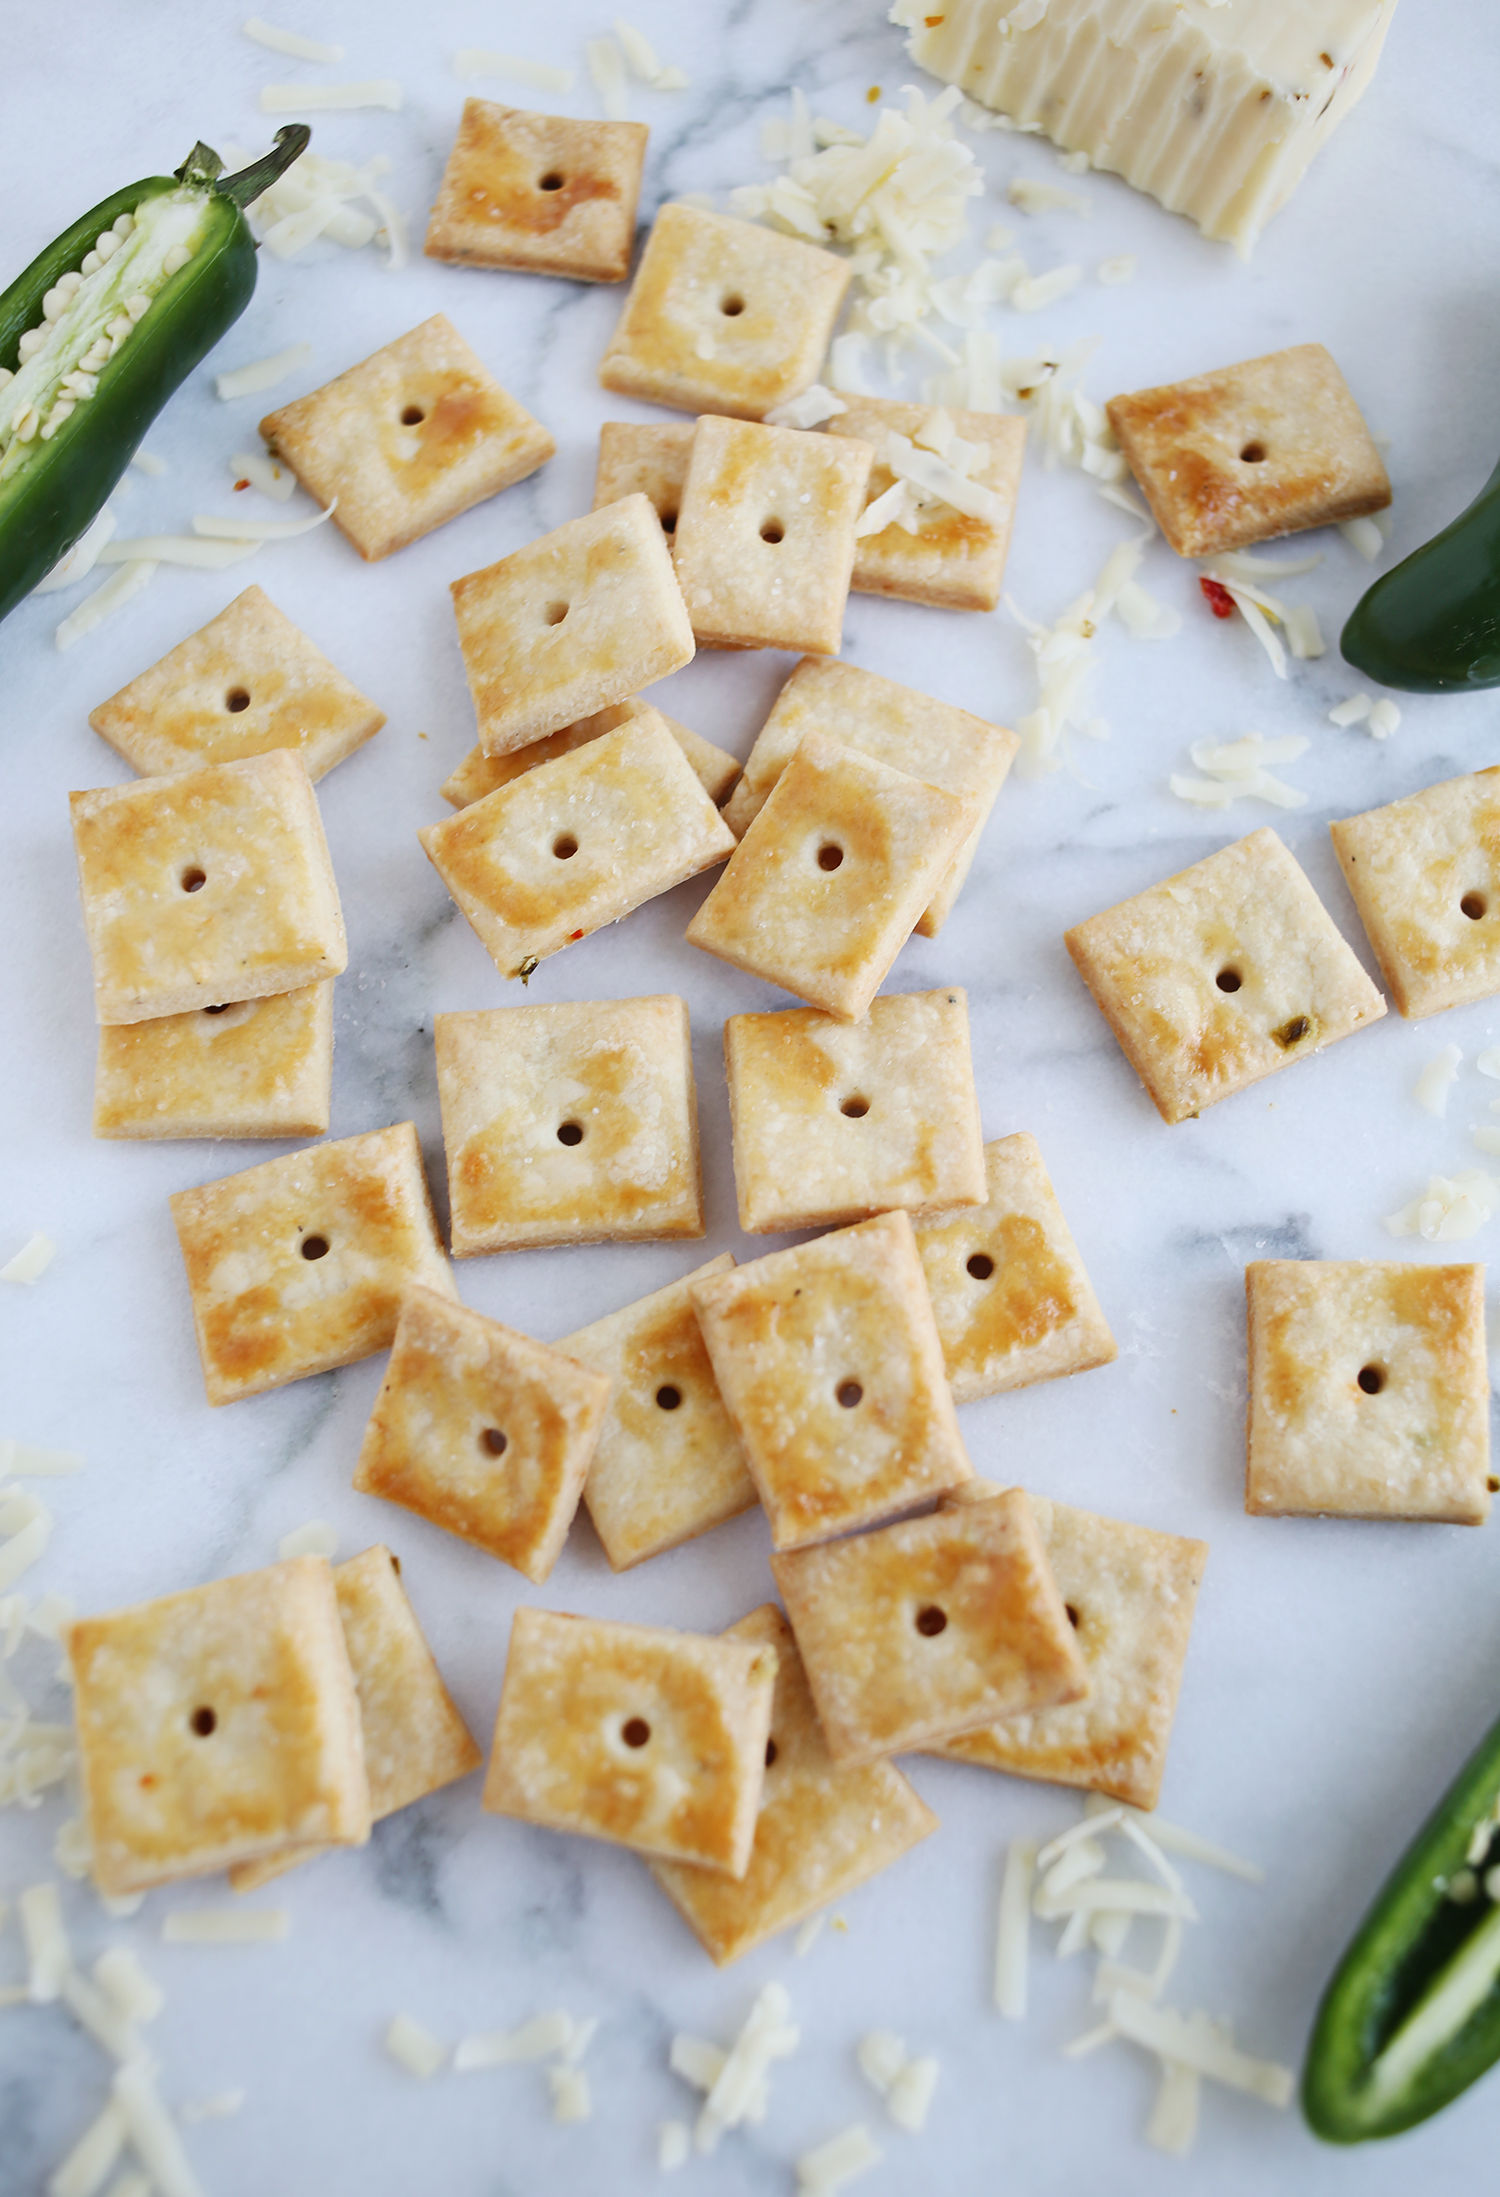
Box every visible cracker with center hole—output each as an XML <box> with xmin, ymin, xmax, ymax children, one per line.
<box><xmin>687</xmin><ymin>732</ymin><xmax>977</xmax><ymax>1021</ymax></box>
<box><xmin>593</xmin><ymin>420</ymin><xmax>695</xmax><ymax>539</ymax></box>
<box><xmin>420</xmin><ymin>712</ymin><xmax>734</xmax><ymax>982</ymax></box>
<box><xmin>440</xmin><ymin>696</ymin><xmax>739</xmax><ymax>812</ymax></box>
<box><xmin>599</xmin><ymin>204</ymin><xmax>851</xmax><ymax>420</ymax></box>
<box><xmin>825</xmin><ymin>396</ymin><xmax>1027</xmax><ymax>612</ymax></box>
<box><xmin>424</xmin><ymin>101</ymin><xmax>648</xmax><ymax>283</ymax></box>
<box><xmin>690</xmin><ymin>1210</ymin><xmax>971</xmax><ymax>1551</ymax></box>
<box><xmin>1330</xmin><ymin>767</ymin><xmax>1500</xmax><ymax>1018</ymax></box>
<box><xmin>1245</xmin><ymin>1259</ymin><xmax>1491</xmax><ymax>1523</ymax></box>
<box><xmin>259</xmin><ymin>314</ymin><xmax>554</xmax><ymax>561</ymax></box>
<box><xmin>230</xmin><ymin>1544</ymin><xmax>483</xmax><ymax>1891</ymax></box>
<box><xmin>649</xmin><ymin>1604</ymin><xmax>938</xmax><ymax>1964</ymax></box>
<box><xmin>451</xmin><ymin>494</ymin><xmax>694</xmax><ymax>758</ymax></box>
<box><xmin>1064</xmin><ymin>826</ymin><xmax>1385</xmax><ymax>1124</ymax></box>
<box><xmin>725</xmin><ymin>989</ymin><xmax>987</xmax><ymax>1234</ymax></box>
<box><xmin>671</xmin><ymin>416</ymin><xmax>872</xmax><ymax>655</ymax></box>
<box><xmin>69</xmin><ymin>1556</ymin><xmax>369</xmax><ymax>1896</ymax></box>
<box><xmin>70</xmin><ymin>748</ymin><xmax>347</xmax><ymax>1027</ymax></box>
<box><xmin>770</xmin><ymin>1490</ymin><xmax>1088</xmax><ymax>1766</ymax></box>
<box><xmin>558</xmin><ymin>1255</ymin><xmax>759</xmax><ymax>1571</ymax></box>
<box><xmin>482</xmin><ymin>1606</ymin><xmax>778</xmax><ymax>1875</ymax></box>
<box><xmin>435</xmin><ymin>995</ymin><xmax>704</xmax><ymax>1255</ymax></box>
<box><xmin>169</xmin><ymin>1122</ymin><xmax>455</xmax><ymax>1406</ymax></box>
<box><xmin>728</xmin><ymin>656</ymin><xmax>1018</xmax><ymax>937</ymax></box>
<box><xmin>93</xmin><ymin>982</ymin><xmax>333</xmax><ymax>1142</ymax></box>
<box><xmin>87</xmin><ymin>585</ymin><xmax>385</xmax><ymax>783</ymax></box>
<box><xmin>353</xmin><ymin>1288</ymin><xmax>610</xmax><ymax>1580</ymax></box>
<box><xmin>1104</xmin><ymin>343</ymin><xmax>1390</xmax><ymax>559</ymax></box>
<box><xmin>913</xmin><ymin>1132</ymin><xmax>1116</xmax><ymax>1403</ymax></box>
<box><xmin>928</xmin><ymin>1482</ymin><xmax>1206</xmax><ymax>1812</ymax></box>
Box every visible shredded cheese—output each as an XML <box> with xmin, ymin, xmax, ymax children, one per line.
<box><xmin>764</xmin><ymin>385</ymin><xmax>848</xmax><ymax>430</ymax></box>
<box><xmin>161</xmin><ymin>1908</ymin><xmax>289</xmax><ymax>1944</ymax></box>
<box><xmin>887</xmin><ymin>2055</ymin><xmax>938</xmax><ymax>2132</ymax></box>
<box><xmin>995</xmin><ymin>1837</ymin><xmax>1036</xmax><ymax>2016</ymax></box>
<box><xmin>275</xmin><ymin>1519</ymin><xmax>339</xmax><ymax>1560</ymax></box>
<box><xmin>112</xmin><ymin>2061</ymin><xmax>205</xmax><ymax>2197</ymax></box>
<box><xmin>587</xmin><ymin>37</ymin><xmax>630</xmax><ymax>119</ymax></box>
<box><xmin>856</xmin><ymin>2030</ymin><xmax>906</xmax><ymax>2091</ymax></box>
<box><xmin>548</xmin><ymin>2065</ymin><xmax>592</xmax><ymax>2121</ymax></box>
<box><xmin>658</xmin><ymin>2119</ymin><xmax>690</xmax><ymax>2170</ymax></box>
<box><xmin>1385</xmin><ymin>1170</ymin><xmax>1500</xmax><ymax>1241</ymax></box>
<box><xmin>1415</xmin><ymin>1044</ymin><xmax>1463</xmax><ymax>1118</ymax></box>
<box><xmin>95</xmin><ymin>1947</ymin><xmax>164</xmax><ymax>2026</ymax></box>
<box><xmin>97</xmin><ymin>537</ymin><xmax>260</xmax><ymax>570</ymax></box>
<box><xmin>243</xmin><ymin>17</ymin><xmax>344</xmax><ymax>62</ymax></box>
<box><xmin>47</xmin><ymin>2099</ymin><xmax>128</xmax><ymax>2197</ymax></box>
<box><xmin>385</xmin><ymin>2014</ymin><xmax>447</xmax><ymax>2079</ymax></box>
<box><xmin>1339</xmin><ymin>515</ymin><xmax>1385</xmax><ymax>563</ymax></box>
<box><xmin>1007</xmin><ymin>177</ymin><xmax>1089</xmax><ymax>215</ymax></box>
<box><xmin>1367</xmin><ymin>698</ymin><xmax>1402</xmax><ymax>739</ymax></box>
<box><xmin>796</xmin><ymin>2123</ymin><xmax>883</xmax><ymax>2196</ymax></box>
<box><xmin>613</xmin><ymin>19</ymin><xmax>689</xmax><ymax>89</ymax></box>
<box><xmin>214</xmin><ymin>342</ymin><xmax>313</xmax><ymax>400</ymax></box>
<box><xmin>260</xmin><ymin>80</ymin><xmax>403</xmax><ymax>111</ymax></box>
<box><xmin>1</xmin><ymin>1233</ymin><xmax>57</xmax><ymax>1284</ymax></box>
<box><xmin>56</xmin><ymin>560</ymin><xmax>157</xmax><ymax>649</ymax></box>
<box><xmin>0</xmin><ymin>1440</ymin><xmax>84</xmax><ymax>1477</ymax></box>
<box><xmin>1108</xmin><ymin>1991</ymin><xmax>1294</xmax><ymax>2106</ymax></box>
<box><xmin>33</xmin><ymin>507</ymin><xmax>117</xmax><ymax>594</ymax></box>
<box><xmin>453</xmin><ymin>50</ymin><xmax>576</xmax><ymax>91</ymax></box>
<box><xmin>455</xmin><ymin>2010</ymin><xmax>575</xmax><ymax>2067</ymax></box>
<box><xmin>229</xmin><ymin>450</ymin><xmax>296</xmax><ymax>502</ymax></box>
<box><xmin>695</xmin><ymin>1982</ymin><xmax>798</xmax><ymax>2154</ymax></box>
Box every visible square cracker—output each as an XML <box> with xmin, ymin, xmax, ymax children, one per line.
<box><xmin>1329</xmin><ymin>767</ymin><xmax>1500</xmax><ymax>1018</ymax></box>
<box><xmin>671</xmin><ymin>416</ymin><xmax>873</xmax><ymax>655</ymax></box>
<box><xmin>93</xmin><ymin>981</ymin><xmax>333</xmax><ymax>1142</ymax></box>
<box><xmin>169</xmin><ymin>1122</ymin><xmax>455</xmax><ymax>1406</ymax></box>
<box><xmin>259</xmin><ymin>314</ymin><xmax>554</xmax><ymax>562</ymax></box>
<box><xmin>230</xmin><ymin>1544</ymin><xmax>483</xmax><ymax>1891</ymax></box>
<box><xmin>725</xmin><ymin>989</ymin><xmax>987</xmax><ymax>1234</ymax></box>
<box><xmin>1245</xmin><ymin>1259</ymin><xmax>1491</xmax><ymax>1523</ymax></box>
<box><xmin>440</xmin><ymin>696</ymin><xmax>739</xmax><ymax>813</ymax></box>
<box><xmin>687</xmin><ymin>731</ymin><xmax>977</xmax><ymax>1022</ymax></box>
<box><xmin>913</xmin><ymin>1132</ymin><xmax>1116</xmax><ymax>1404</ymax></box>
<box><xmin>558</xmin><ymin>1255</ymin><xmax>759</xmax><ymax>1571</ymax></box>
<box><xmin>1064</xmin><ymin>826</ymin><xmax>1385</xmax><ymax>1125</ymax></box>
<box><xmin>770</xmin><ymin>1490</ymin><xmax>1088</xmax><ymax>1767</ymax></box>
<box><xmin>649</xmin><ymin>1605</ymin><xmax>938</xmax><ymax>1964</ymax></box>
<box><xmin>450</xmin><ymin>493</ymin><xmax>694</xmax><ymax>757</ymax></box>
<box><xmin>419</xmin><ymin>711</ymin><xmax>734</xmax><ymax>982</ymax></box>
<box><xmin>729</xmin><ymin>656</ymin><xmax>1019</xmax><ymax>937</ymax></box>
<box><xmin>68</xmin><ymin>1555</ymin><xmax>369</xmax><ymax>1897</ymax></box>
<box><xmin>424</xmin><ymin>101</ymin><xmax>647</xmax><ymax>283</ymax></box>
<box><xmin>353</xmin><ymin>1287</ymin><xmax>610</xmax><ymax>1581</ymax></box>
<box><xmin>928</xmin><ymin>1482</ymin><xmax>1207</xmax><ymax>1812</ymax></box>
<box><xmin>70</xmin><ymin>748</ymin><xmax>347</xmax><ymax>1026</ymax></box>
<box><xmin>691</xmin><ymin>1210</ymin><xmax>971</xmax><ymax>1551</ymax></box>
<box><xmin>825</xmin><ymin>397</ymin><xmax>1027</xmax><ymax>612</ymax></box>
<box><xmin>86</xmin><ymin>585</ymin><xmax>385</xmax><ymax>784</ymax></box>
<box><xmin>1104</xmin><ymin>343</ymin><xmax>1391</xmax><ymax>559</ymax></box>
<box><xmin>482</xmin><ymin>1605</ymin><xmax>778</xmax><ymax>1876</ymax></box>
<box><xmin>435</xmin><ymin>995</ymin><xmax>704</xmax><ymax>1256</ymax></box>
<box><xmin>599</xmin><ymin>204</ymin><xmax>851</xmax><ymax>421</ymax></box>
<box><xmin>593</xmin><ymin>420</ymin><xmax>694</xmax><ymax>532</ymax></box>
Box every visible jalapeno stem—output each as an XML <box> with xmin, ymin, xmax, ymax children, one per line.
<box><xmin>213</xmin><ymin>126</ymin><xmax>312</xmax><ymax>212</ymax></box>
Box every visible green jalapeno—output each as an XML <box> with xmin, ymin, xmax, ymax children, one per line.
<box><xmin>0</xmin><ymin>127</ymin><xmax>310</xmax><ymax>626</ymax></box>
<box><xmin>1304</xmin><ymin>1705</ymin><xmax>1500</xmax><ymax>2141</ymax></box>
<box><xmin>1341</xmin><ymin>451</ymin><xmax>1500</xmax><ymax>692</ymax></box>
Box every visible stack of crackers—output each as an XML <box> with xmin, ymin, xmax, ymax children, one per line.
<box><xmin>65</xmin><ymin>99</ymin><xmax>1486</xmax><ymax>1953</ymax></box>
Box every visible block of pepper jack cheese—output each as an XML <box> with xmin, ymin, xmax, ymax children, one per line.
<box><xmin>893</xmin><ymin>0</ymin><xmax>1401</xmax><ymax>258</ymax></box>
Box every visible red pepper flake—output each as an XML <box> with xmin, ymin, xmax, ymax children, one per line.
<box><xmin>234</xmin><ymin>478</ymin><xmax>251</xmax><ymax>491</ymax></box>
<box><xmin>867</xmin><ymin>84</ymin><xmax>881</xmax><ymax>103</ymax></box>
<box><xmin>568</xmin><ymin>929</ymin><xmax>585</xmax><ymax>941</ymax></box>
<box><xmin>1200</xmin><ymin>577</ymin><xmax>1235</xmax><ymax>620</ymax></box>
<box><xmin>925</xmin><ymin>13</ymin><xmax>945</xmax><ymax>22</ymax></box>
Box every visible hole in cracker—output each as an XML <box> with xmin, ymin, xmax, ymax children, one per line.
<box><xmin>553</xmin><ymin>833</ymin><xmax>579</xmax><ymax>860</ymax></box>
<box><xmin>300</xmin><ymin>1234</ymin><xmax>330</xmax><ymax>1261</ymax></box>
<box><xmin>544</xmin><ymin>600</ymin><xmax>569</xmax><ymax>626</ymax></box>
<box><xmin>1215</xmin><ymin>967</ymin><xmax>1241</xmax><ymax>993</ymax></box>
<box><xmin>480</xmin><ymin>1427</ymin><xmax>508</xmax><ymax>1457</ymax></box>
<box><xmin>840</xmin><ymin>1095</ymin><xmax>870</xmax><ymax>1119</ymax></box>
<box><xmin>661</xmin><ymin>508</ymin><xmax>678</xmax><ymax>533</ymax></box>
<box><xmin>203</xmin><ymin>1003</ymin><xmax>230</xmax><ymax>1016</ymax></box>
<box><xmin>622</xmin><ymin>1717</ymin><xmax>651</xmax><ymax>1748</ymax></box>
<box><xmin>1489</xmin><ymin>1477</ymin><xmax>1499</xmax><ymax>1494</ymax></box>
<box><xmin>557</xmin><ymin>1120</ymin><xmax>585</xmax><ymax>1146</ymax></box>
<box><xmin>1065</xmin><ymin>1603</ymin><xmax>1081</xmax><ymax>1629</ymax></box>
<box><xmin>538</xmin><ymin>170</ymin><xmax>566</xmax><ymax>191</ymax></box>
<box><xmin>1463</xmin><ymin>892</ymin><xmax>1488</xmax><ymax>921</ymax></box>
<box><xmin>225</xmin><ymin>687</ymin><xmax>251</xmax><ymax>713</ymax></box>
<box><xmin>655</xmin><ymin>1384</ymin><xmax>683</xmax><ymax>1411</ymax></box>
<box><xmin>836</xmin><ymin>1380</ymin><xmax>863</xmax><ymax>1409</ymax></box>
<box><xmin>760</xmin><ymin>518</ymin><xmax>785</xmax><ymax>544</ymax></box>
<box><xmin>765</xmin><ymin>1738</ymin><xmax>778</xmax><ymax>1767</ymax></box>
<box><xmin>1239</xmin><ymin>441</ymin><xmax>1266</xmax><ymax>464</ymax></box>
<box><xmin>1357</xmin><ymin>1363</ymin><xmax>1385</xmax><ymax>1395</ymax></box>
<box><xmin>190</xmin><ymin>1705</ymin><xmax>217</xmax><ymax>1736</ymax></box>
<box><xmin>401</xmin><ymin>404</ymin><xmax>426</xmax><ymax>426</ymax></box>
<box><xmin>1273</xmin><ymin>1014</ymin><xmax>1312</xmax><ymax>1049</ymax></box>
<box><xmin>720</xmin><ymin>292</ymin><xmax>746</xmax><ymax>317</ymax></box>
<box><xmin>817</xmin><ymin>842</ymin><xmax>844</xmax><ymax>873</ymax></box>
<box><xmin>966</xmin><ymin>1252</ymin><xmax>995</xmax><ymax>1280</ymax></box>
<box><xmin>180</xmin><ymin>866</ymin><xmax>207</xmax><ymax>893</ymax></box>
<box><xmin>915</xmin><ymin>1605</ymin><xmax>947</xmax><ymax>1638</ymax></box>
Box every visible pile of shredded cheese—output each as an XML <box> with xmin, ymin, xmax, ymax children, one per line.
<box><xmin>1169</xmin><ymin>733</ymin><xmax>1309</xmax><ymax>812</ymax></box>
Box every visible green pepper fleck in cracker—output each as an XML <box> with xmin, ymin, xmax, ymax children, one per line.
<box><xmin>0</xmin><ymin>127</ymin><xmax>311</xmax><ymax>625</ymax></box>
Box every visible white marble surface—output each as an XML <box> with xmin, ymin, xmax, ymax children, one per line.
<box><xmin>3</xmin><ymin>2</ymin><xmax>1500</xmax><ymax>2190</ymax></box>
